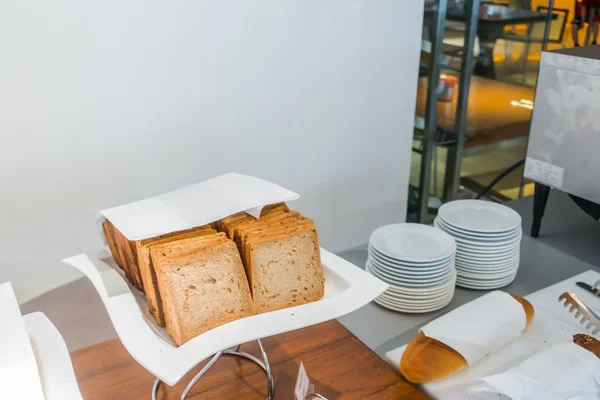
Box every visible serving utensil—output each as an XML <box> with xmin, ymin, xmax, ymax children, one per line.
<box><xmin>558</xmin><ymin>292</ymin><xmax>600</xmax><ymax>335</ymax></box>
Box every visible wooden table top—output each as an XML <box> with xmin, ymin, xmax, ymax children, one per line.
<box><xmin>70</xmin><ymin>320</ymin><xmax>428</xmax><ymax>400</ymax></box>
<box><xmin>415</xmin><ymin>76</ymin><xmax>534</xmax><ymax>139</ymax></box>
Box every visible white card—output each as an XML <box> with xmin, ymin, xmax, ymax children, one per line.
<box><xmin>295</xmin><ymin>362</ymin><xmax>310</xmax><ymax>400</ymax></box>
<box><xmin>421</xmin><ymin>291</ymin><xmax>526</xmax><ymax>365</ymax></box>
<box><xmin>524</xmin><ymin>157</ymin><xmax>564</xmax><ymax>188</ymax></box>
<box><xmin>0</xmin><ymin>282</ymin><xmax>45</xmax><ymax>400</ymax></box>
<box><xmin>99</xmin><ymin>172</ymin><xmax>300</xmax><ymax>240</ymax></box>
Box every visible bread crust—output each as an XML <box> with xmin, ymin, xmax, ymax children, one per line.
<box><xmin>400</xmin><ymin>294</ymin><xmax>535</xmax><ymax>383</ymax></box>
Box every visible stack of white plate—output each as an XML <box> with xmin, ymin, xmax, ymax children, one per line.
<box><xmin>434</xmin><ymin>199</ymin><xmax>522</xmax><ymax>290</ymax></box>
<box><xmin>367</xmin><ymin>223</ymin><xmax>457</xmax><ymax>313</ymax></box>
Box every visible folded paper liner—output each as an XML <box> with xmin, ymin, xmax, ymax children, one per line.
<box><xmin>0</xmin><ymin>282</ymin><xmax>45</xmax><ymax>400</ymax></box>
<box><xmin>421</xmin><ymin>291</ymin><xmax>526</xmax><ymax>365</ymax></box>
<box><xmin>468</xmin><ymin>342</ymin><xmax>600</xmax><ymax>400</ymax></box>
<box><xmin>98</xmin><ymin>172</ymin><xmax>300</xmax><ymax>241</ymax></box>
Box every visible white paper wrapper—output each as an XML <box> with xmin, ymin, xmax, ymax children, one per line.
<box><xmin>468</xmin><ymin>342</ymin><xmax>600</xmax><ymax>400</ymax></box>
<box><xmin>0</xmin><ymin>283</ymin><xmax>45</xmax><ymax>400</ymax></box>
<box><xmin>99</xmin><ymin>172</ymin><xmax>300</xmax><ymax>240</ymax></box>
<box><xmin>421</xmin><ymin>291</ymin><xmax>526</xmax><ymax>365</ymax></box>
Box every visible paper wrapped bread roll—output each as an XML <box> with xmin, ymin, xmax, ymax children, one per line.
<box><xmin>400</xmin><ymin>294</ymin><xmax>534</xmax><ymax>383</ymax></box>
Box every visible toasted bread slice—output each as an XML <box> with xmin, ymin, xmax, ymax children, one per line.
<box><xmin>154</xmin><ymin>240</ymin><xmax>254</xmax><ymax>346</ymax></box>
<box><xmin>139</xmin><ymin>228</ymin><xmax>217</xmax><ymax>325</ymax></box>
<box><xmin>245</xmin><ymin>225</ymin><xmax>323</xmax><ymax>313</ymax></box>
<box><xmin>102</xmin><ymin>220</ymin><xmax>125</xmax><ymax>271</ymax></box>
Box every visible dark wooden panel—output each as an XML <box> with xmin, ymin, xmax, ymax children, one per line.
<box><xmin>71</xmin><ymin>320</ymin><xmax>428</xmax><ymax>400</ymax></box>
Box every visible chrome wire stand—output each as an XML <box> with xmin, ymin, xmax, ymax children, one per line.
<box><xmin>152</xmin><ymin>339</ymin><xmax>274</xmax><ymax>400</ymax></box>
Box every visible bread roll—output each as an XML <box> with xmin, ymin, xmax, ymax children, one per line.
<box><xmin>573</xmin><ymin>334</ymin><xmax>600</xmax><ymax>358</ymax></box>
<box><xmin>400</xmin><ymin>294</ymin><xmax>534</xmax><ymax>383</ymax></box>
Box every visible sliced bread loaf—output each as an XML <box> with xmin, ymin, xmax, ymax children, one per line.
<box><xmin>138</xmin><ymin>228</ymin><xmax>217</xmax><ymax>325</ymax></box>
<box><xmin>154</xmin><ymin>240</ymin><xmax>255</xmax><ymax>346</ymax></box>
<box><xmin>245</xmin><ymin>226</ymin><xmax>324</xmax><ymax>313</ymax></box>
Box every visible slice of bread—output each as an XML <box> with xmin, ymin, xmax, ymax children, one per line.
<box><xmin>220</xmin><ymin>204</ymin><xmax>289</xmax><ymax>238</ymax></box>
<box><xmin>237</xmin><ymin>215</ymin><xmax>308</xmax><ymax>263</ymax></box>
<box><xmin>245</xmin><ymin>225</ymin><xmax>324</xmax><ymax>313</ymax></box>
<box><xmin>150</xmin><ymin>233</ymin><xmax>229</xmax><ymax>330</ymax></box>
<box><xmin>138</xmin><ymin>228</ymin><xmax>217</xmax><ymax>325</ymax></box>
<box><xmin>102</xmin><ymin>220</ymin><xmax>125</xmax><ymax>271</ymax></box>
<box><xmin>127</xmin><ymin>224</ymin><xmax>213</xmax><ymax>292</ymax></box>
<box><xmin>154</xmin><ymin>240</ymin><xmax>255</xmax><ymax>346</ymax></box>
<box><xmin>108</xmin><ymin>223</ymin><xmax>142</xmax><ymax>289</ymax></box>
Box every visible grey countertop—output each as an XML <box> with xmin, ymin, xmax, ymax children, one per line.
<box><xmin>337</xmin><ymin>190</ymin><xmax>600</xmax><ymax>357</ymax></box>
<box><xmin>21</xmin><ymin>190</ymin><xmax>600</xmax><ymax>354</ymax></box>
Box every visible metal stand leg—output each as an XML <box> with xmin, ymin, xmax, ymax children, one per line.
<box><xmin>152</xmin><ymin>339</ymin><xmax>274</xmax><ymax>400</ymax></box>
<box><xmin>531</xmin><ymin>182</ymin><xmax>550</xmax><ymax>238</ymax></box>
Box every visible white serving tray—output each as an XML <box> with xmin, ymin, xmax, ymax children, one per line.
<box><xmin>385</xmin><ymin>269</ymin><xmax>600</xmax><ymax>400</ymax></box>
<box><xmin>63</xmin><ymin>247</ymin><xmax>387</xmax><ymax>386</ymax></box>
<box><xmin>24</xmin><ymin>312</ymin><xmax>84</xmax><ymax>400</ymax></box>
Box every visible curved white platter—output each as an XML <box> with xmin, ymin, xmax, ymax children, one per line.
<box><xmin>0</xmin><ymin>282</ymin><xmax>82</xmax><ymax>400</ymax></box>
<box><xmin>24</xmin><ymin>313</ymin><xmax>84</xmax><ymax>400</ymax></box>
<box><xmin>62</xmin><ymin>247</ymin><xmax>387</xmax><ymax>386</ymax></box>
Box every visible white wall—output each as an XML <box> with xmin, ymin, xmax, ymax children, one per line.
<box><xmin>0</xmin><ymin>1</ymin><xmax>423</xmax><ymax>303</ymax></box>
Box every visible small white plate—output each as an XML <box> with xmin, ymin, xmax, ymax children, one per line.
<box><xmin>456</xmin><ymin>273</ymin><xmax>517</xmax><ymax>289</ymax></box>
<box><xmin>437</xmin><ymin>218</ymin><xmax>521</xmax><ymax>240</ymax></box>
<box><xmin>369</xmin><ymin>223</ymin><xmax>456</xmax><ymax>263</ymax></box>
<box><xmin>380</xmin><ymin>288</ymin><xmax>454</xmax><ymax>304</ymax></box>
<box><xmin>374</xmin><ymin>294</ymin><xmax>453</xmax><ymax>313</ymax></box>
<box><xmin>456</xmin><ymin>266</ymin><xmax>519</xmax><ymax>280</ymax></box>
<box><xmin>451</xmin><ymin>232</ymin><xmax>522</xmax><ymax>248</ymax></box>
<box><xmin>435</xmin><ymin>217</ymin><xmax>521</xmax><ymax>242</ymax></box>
<box><xmin>368</xmin><ymin>245</ymin><xmax>454</xmax><ymax>269</ymax></box>
<box><xmin>438</xmin><ymin>199</ymin><xmax>522</xmax><ymax>233</ymax></box>
<box><xmin>376</xmin><ymin>271</ymin><xmax>457</xmax><ymax>295</ymax></box>
<box><xmin>366</xmin><ymin>262</ymin><xmax>454</xmax><ymax>287</ymax></box>
<box><xmin>456</xmin><ymin>253</ymin><xmax>519</xmax><ymax>265</ymax></box>
<box><xmin>368</xmin><ymin>258</ymin><xmax>454</xmax><ymax>278</ymax></box>
<box><xmin>455</xmin><ymin>261</ymin><xmax>519</xmax><ymax>275</ymax></box>
<box><xmin>377</xmin><ymin>293</ymin><xmax>453</xmax><ymax>309</ymax></box>
<box><xmin>456</xmin><ymin>242</ymin><xmax>520</xmax><ymax>254</ymax></box>
<box><xmin>378</xmin><ymin>286</ymin><xmax>454</xmax><ymax>301</ymax></box>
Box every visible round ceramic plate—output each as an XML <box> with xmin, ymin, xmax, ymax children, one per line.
<box><xmin>450</xmin><ymin>231</ymin><xmax>522</xmax><ymax>248</ymax></box>
<box><xmin>378</xmin><ymin>286</ymin><xmax>454</xmax><ymax>301</ymax></box>
<box><xmin>367</xmin><ymin>259</ymin><xmax>454</xmax><ymax>281</ymax></box>
<box><xmin>435</xmin><ymin>218</ymin><xmax>521</xmax><ymax>242</ymax></box>
<box><xmin>380</xmin><ymin>271</ymin><xmax>457</xmax><ymax>294</ymax></box>
<box><xmin>368</xmin><ymin>264</ymin><xmax>454</xmax><ymax>286</ymax></box>
<box><xmin>436</xmin><ymin>217</ymin><xmax>521</xmax><ymax>240</ymax></box>
<box><xmin>455</xmin><ymin>254</ymin><xmax>519</xmax><ymax>268</ymax></box>
<box><xmin>374</xmin><ymin>295</ymin><xmax>452</xmax><ymax>313</ymax></box>
<box><xmin>456</xmin><ymin>273</ymin><xmax>517</xmax><ymax>289</ymax></box>
<box><xmin>366</xmin><ymin>262</ymin><xmax>454</xmax><ymax>287</ymax></box>
<box><xmin>377</xmin><ymin>294</ymin><xmax>453</xmax><ymax>310</ymax></box>
<box><xmin>438</xmin><ymin>199</ymin><xmax>522</xmax><ymax>233</ymax></box>
<box><xmin>456</xmin><ymin>266</ymin><xmax>518</xmax><ymax>280</ymax></box>
<box><xmin>455</xmin><ymin>241</ymin><xmax>521</xmax><ymax>253</ymax></box>
<box><xmin>369</xmin><ymin>223</ymin><xmax>456</xmax><ymax>263</ymax></box>
<box><xmin>454</xmin><ymin>251</ymin><xmax>520</xmax><ymax>267</ymax></box>
<box><xmin>379</xmin><ymin>288</ymin><xmax>454</xmax><ymax>305</ymax></box>
<box><xmin>368</xmin><ymin>255</ymin><xmax>454</xmax><ymax>276</ymax></box>
<box><xmin>368</xmin><ymin>245</ymin><xmax>455</xmax><ymax>268</ymax></box>
<box><xmin>455</xmin><ymin>261</ymin><xmax>519</xmax><ymax>274</ymax></box>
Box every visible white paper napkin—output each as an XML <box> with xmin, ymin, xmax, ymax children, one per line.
<box><xmin>421</xmin><ymin>291</ymin><xmax>526</xmax><ymax>365</ymax></box>
<box><xmin>468</xmin><ymin>342</ymin><xmax>600</xmax><ymax>400</ymax></box>
<box><xmin>0</xmin><ymin>282</ymin><xmax>45</xmax><ymax>400</ymax></box>
<box><xmin>99</xmin><ymin>172</ymin><xmax>300</xmax><ymax>240</ymax></box>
